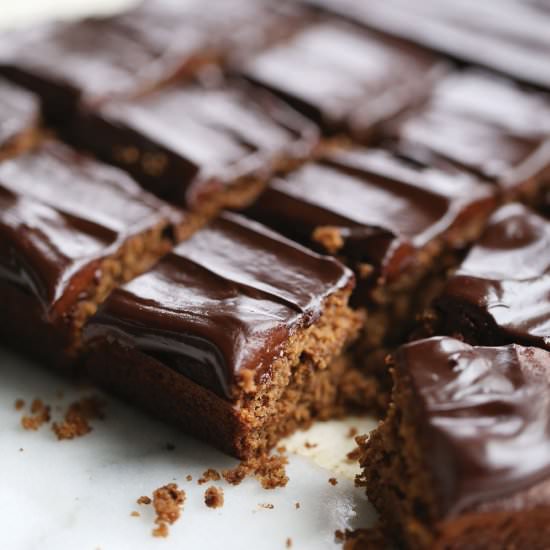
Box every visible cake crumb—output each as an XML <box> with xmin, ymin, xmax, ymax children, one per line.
<box><xmin>346</xmin><ymin>446</ymin><xmax>361</xmax><ymax>463</ymax></box>
<box><xmin>14</xmin><ymin>398</ymin><xmax>25</xmax><ymax>411</ymax></box>
<box><xmin>137</xmin><ymin>496</ymin><xmax>152</xmax><ymax>505</ymax></box>
<box><xmin>312</xmin><ymin>226</ymin><xmax>344</xmax><ymax>253</ymax></box>
<box><xmin>185</xmin><ymin>475</ymin><xmax>192</xmax><ymax>482</ymax></box>
<box><xmin>52</xmin><ymin>396</ymin><xmax>105</xmax><ymax>440</ymax></box>
<box><xmin>198</xmin><ymin>468</ymin><xmax>221</xmax><ymax>485</ymax></box>
<box><xmin>304</xmin><ymin>441</ymin><xmax>317</xmax><ymax>449</ymax></box>
<box><xmin>276</xmin><ymin>445</ymin><xmax>286</xmax><ymax>454</ymax></box>
<box><xmin>347</xmin><ymin>427</ymin><xmax>358</xmax><ymax>438</ymax></box>
<box><xmin>21</xmin><ymin>399</ymin><xmax>51</xmax><ymax>430</ymax></box>
<box><xmin>130</xmin><ymin>511</ymin><xmax>140</xmax><ymax>517</ymax></box>
<box><xmin>204</xmin><ymin>486</ymin><xmax>224</xmax><ymax>509</ymax></box>
<box><xmin>328</xmin><ymin>477</ymin><xmax>338</xmax><ymax>486</ymax></box>
<box><xmin>151</xmin><ymin>483</ymin><xmax>186</xmax><ymax>538</ymax></box>
<box><xmin>339</xmin><ymin>526</ymin><xmax>389</xmax><ymax>549</ymax></box>
<box><xmin>259</xmin><ymin>503</ymin><xmax>274</xmax><ymax>509</ymax></box>
<box><xmin>223</xmin><ymin>454</ymin><xmax>288</xmax><ymax>489</ymax></box>
<box><xmin>286</xmin><ymin>537</ymin><xmax>293</xmax><ymax>548</ymax></box>
<box><xmin>295</xmin><ymin>502</ymin><xmax>300</xmax><ymax>509</ymax></box>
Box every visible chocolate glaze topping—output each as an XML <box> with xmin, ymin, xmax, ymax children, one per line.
<box><xmin>0</xmin><ymin>141</ymin><xmax>184</xmax><ymax>321</ymax></box>
<box><xmin>246</xmin><ymin>147</ymin><xmax>495</xmax><ymax>286</ymax></box>
<box><xmin>84</xmin><ymin>213</ymin><xmax>353</xmax><ymax>398</ymax></box>
<box><xmin>436</xmin><ymin>203</ymin><xmax>550</xmax><ymax>350</ymax></box>
<box><xmin>383</xmin><ymin>70</ymin><xmax>550</xmax><ymax>189</ymax></box>
<box><xmin>0</xmin><ymin>78</ymin><xmax>39</xmax><ymax>149</ymax></box>
<box><xmin>305</xmin><ymin>0</ymin><xmax>550</xmax><ymax>90</ymax></box>
<box><xmin>396</xmin><ymin>337</ymin><xmax>550</xmax><ymax>516</ymax></box>
<box><xmin>240</xmin><ymin>21</ymin><xmax>443</xmax><ymax>139</ymax></box>
<box><xmin>69</xmin><ymin>78</ymin><xmax>318</xmax><ymax>207</ymax></box>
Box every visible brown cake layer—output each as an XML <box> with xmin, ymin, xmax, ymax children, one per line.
<box><xmin>66</xmin><ymin>76</ymin><xmax>319</xmax><ymax>216</ymax></box>
<box><xmin>244</xmin><ymin>145</ymin><xmax>497</xmax><ymax>407</ymax></box>
<box><xmin>381</xmin><ymin>70</ymin><xmax>550</xmax><ymax>200</ymax></box>
<box><xmin>433</xmin><ymin>202</ymin><xmax>550</xmax><ymax>350</ymax></box>
<box><xmin>0</xmin><ymin>141</ymin><xmax>189</xmax><ymax>363</ymax></box>
<box><xmin>0</xmin><ymin>77</ymin><xmax>40</xmax><ymax>159</ymax></box>
<box><xmin>359</xmin><ymin>337</ymin><xmax>550</xmax><ymax>549</ymax></box>
<box><xmin>238</xmin><ymin>19</ymin><xmax>445</xmax><ymax>141</ymax></box>
<box><xmin>0</xmin><ymin>0</ymin><xmax>307</xmax><ymax>121</ymax></box>
<box><xmin>83</xmin><ymin>213</ymin><xmax>363</xmax><ymax>458</ymax></box>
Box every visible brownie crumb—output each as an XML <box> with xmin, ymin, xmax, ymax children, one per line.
<box><xmin>346</xmin><ymin>446</ymin><xmax>361</xmax><ymax>463</ymax></box>
<box><xmin>14</xmin><ymin>398</ymin><xmax>25</xmax><ymax>411</ymax></box>
<box><xmin>21</xmin><ymin>399</ymin><xmax>51</xmax><ymax>430</ymax></box>
<box><xmin>259</xmin><ymin>503</ymin><xmax>274</xmax><ymax>509</ymax></box>
<box><xmin>295</xmin><ymin>502</ymin><xmax>300</xmax><ymax>509</ymax></box>
<box><xmin>304</xmin><ymin>441</ymin><xmax>318</xmax><ymax>449</ymax></box>
<box><xmin>137</xmin><ymin>496</ymin><xmax>152</xmax><ymax>506</ymax></box>
<box><xmin>151</xmin><ymin>483</ymin><xmax>186</xmax><ymax>538</ymax></box>
<box><xmin>328</xmin><ymin>477</ymin><xmax>338</xmax><ymax>486</ymax></box>
<box><xmin>198</xmin><ymin>468</ymin><xmax>221</xmax><ymax>485</ymax></box>
<box><xmin>347</xmin><ymin>427</ymin><xmax>358</xmax><ymax>439</ymax></box>
<box><xmin>130</xmin><ymin>511</ymin><xmax>140</xmax><ymax>517</ymax></box>
<box><xmin>223</xmin><ymin>454</ymin><xmax>288</xmax><ymax>489</ymax></box>
<box><xmin>185</xmin><ymin>475</ymin><xmax>192</xmax><ymax>482</ymax></box>
<box><xmin>340</xmin><ymin>527</ymin><xmax>389</xmax><ymax>549</ymax></box>
<box><xmin>286</xmin><ymin>537</ymin><xmax>293</xmax><ymax>548</ymax></box>
<box><xmin>52</xmin><ymin>396</ymin><xmax>105</xmax><ymax>440</ymax></box>
<box><xmin>312</xmin><ymin>226</ymin><xmax>344</xmax><ymax>253</ymax></box>
<box><xmin>204</xmin><ymin>486</ymin><xmax>224</xmax><ymax>509</ymax></box>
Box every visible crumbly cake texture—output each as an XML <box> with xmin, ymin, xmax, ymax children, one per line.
<box><xmin>245</xmin><ymin>145</ymin><xmax>498</xmax><ymax>408</ymax></box>
<box><xmin>66</xmin><ymin>76</ymin><xmax>319</xmax><ymax>217</ymax></box>
<box><xmin>52</xmin><ymin>396</ymin><xmax>105</xmax><ymax>440</ymax></box>
<box><xmin>83</xmin><ymin>212</ymin><xmax>363</xmax><ymax>458</ymax></box>
<box><xmin>0</xmin><ymin>140</ymin><xmax>190</xmax><ymax>363</ymax></box>
<box><xmin>204</xmin><ymin>486</ymin><xmax>224</xmax><ymax>509</ymax></box>
<box><xmin>151</xmin><ymin>483</ymin><xmax>186</xmax><ymax>538</ymax></box>
<box><xmin>358</xmin><ymin>337</ymin><xmax>550</xmax><ymax>549</ymax></box>
<box><xmin>433</xmin><ymin>202</ymin><xmax>550</xmax><ymax>350</ymax></box>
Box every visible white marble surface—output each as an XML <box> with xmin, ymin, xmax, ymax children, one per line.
<box><xmin>0</xmin><ymin>2</ymin><xmax>378</xmax><ymax>548</ymax></box>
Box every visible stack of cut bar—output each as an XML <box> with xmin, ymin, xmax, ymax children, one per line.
<box><xmin>1</xmin><ymin>0</ymin><xmax>550</xmax><ymax>546</ymax></box>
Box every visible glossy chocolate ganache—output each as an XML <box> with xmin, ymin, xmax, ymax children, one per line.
<box><xmin>83</xmin><ymin>212</ymin><xmax>354</xmax><ymax>398</ymax></box>
<box><xmin>395</xmin><ymin>336</ymin><xmax>550</xmax><ymax>516</ymax></box>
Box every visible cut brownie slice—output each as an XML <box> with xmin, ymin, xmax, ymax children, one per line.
<box><xmin>0</xmin><ymin>0</ymin><xmax>307</xmax><ymax>121</ymax></box>
<box><xmin>67</xmin><ymin>77</ymin><xmax>319</xmax><ymax>215</ymax></box>
<box><xmin>382</xmin><ymin>70</ymin><xmax>550</xmax><ymax>201</ymax></box>
<box><xmin>0</xmin><ymin>141</ymin><xmax>189</xmax><ymax>365</ymax></box>
<box><xmin>238</xmin><ymin>20</ymin><xmax>445</xmax><ymax>141</ymax></box>
<box><xmin>359</xmin><ymin>336</ymin><xmax>550</xmax><ymax>549</ymax></box>
<box><xmin>434</xmin><ymin>202</ymin><xmax>550</xmax><ymax>350</ymax></box>
<box><xmin>304</xmin><ymin>0</ymin><xmax>550</xmax><ymax>90</ymax></box>
<box><xmin>244</xmin><ymin>146</ymin><xmax>497</xmax><ymax>405</ymax></box>
<box><xmin>0</xmin><ymin>77</ymin><xmax>40</xmax><ymax>159</ymax></box>
<box><xmin>82</xmin><ymin>213</ymin><xmax>363</xmax><ymax>458</ymax></box>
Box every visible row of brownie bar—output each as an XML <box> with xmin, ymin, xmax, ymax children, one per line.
<box><xmin>2</xmin><ymin>0</ymin><xmax>550</xmax><ymax>547</ymax></box>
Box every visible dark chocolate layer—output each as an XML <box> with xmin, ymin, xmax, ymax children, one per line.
<box><xmin>0</xmin><ymin>77</ymin><xmax>39</xmax><ymax>149</ymax></box>
<box><xmin>246</xmin><ymin>147</ymin><xmax>496</xmax><ymax>288</ymax></box>
<box><xmin>436</xmin><ymin>203</ymin><xmax>550</xmax><ymax>350</ymax></box>
<box><xmin>395</xmin><ymin>336</ymin><xmax>550</xmax><ymax>516</ymax></box>
<box><xmin>382</xmin><ymin>70</ymin><xmax>550</xmax><ymax>191</ymax></box>
<box><xmin>0</xmin><ymin>141</ymin><xmax>184</xmax><ymax>321</ymax></box>
<box><xmin>305</xmin><ymin>0</ymin><xmax>550</xmax><ymax>90</ymax></box>
<box><xmin>83</xmin><ymin>212</ymin><xmax>353</xmax><ymax>398</ymax></box>
<box><xmin>239</xmin><ymin>20</ymin><xmax>443</xmax><ymax>139</ymax></box>
<box><xmin>68</xmin><ymin>78</ymin><xmax>318</xmax><ymax>208</ymax></box>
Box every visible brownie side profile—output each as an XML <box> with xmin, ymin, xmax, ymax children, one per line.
<box><xmin>382</xmin><ymin>70</ymin><xmax>550</xmax><ymax>201</ymax></box>
<box><xmin>238</xmin><ymin>20</ymin><xmax>445</xmax><ymax>141</ymax></box>
<box><xmin>433</xmin><ymin>202</ymin><xmax>550</xmax><ymax>350</ymax></box>
<box><xmin>244</xmin><ymin>146</ymin><xmax>497</xmax><ymax>407</ymax></box>
<box><xmin>82</xmin><ymin>213</ymin><xmax>363</xmax><ymax>458</ymax></box>
<box><xmin>67</xmin><ymin>77</ymin><xmax>319</xmax><ymax>216</ymax></box>
<box><xmin>0</xmin><ymin>141</ymin><xmax>189</xmax><ymax>364</ymax></box>
<box><xmin>359</xmin><ymin>337</ymin><xmax>550</xmax><ymax>549</ymax></box>
<box><xmin>0</xmin><ymin>78</ymin><xmax>41</xmax><ymax>159</ymax></box>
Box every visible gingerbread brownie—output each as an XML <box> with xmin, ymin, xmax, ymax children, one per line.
<box><xmin>237</xmin><ymin>19</ymin><xmax>445</xmax><ymax>141</ymax></box>
<box><xmin>381</xmin><ymin>70</ymin><xmax>550</xmax><ymax>201</ymax></box>
<box><xmin>304</xmin><ymin>0</ymin><xmax>550</xmax><ymax>90</ymax></box>
<box><xmin>82</xmin><ymin>213</ymin><xmax>363</xmax><ymax>458</ymax></box>
<box><xmin>0</xmin><ymin>0</ymin><xmax>307</xmax><ymax>121</ymax></box>
<box><xmin>0</xmin><ymin>141</ymin><xmax>189</xmax><ymax>365</ymax></box>
<box><xmin>66</xmin><ymin>76</ymin><xmax>319</xmax><ymax>216</ymax></box>
<box><xmin>359</xmin><ymin>336</ymin><xmax>550</xmax><ymax>549</ymax></box>
<box><xmin>433</xmin><ymin>202</ymin><xmax>550</xmax><ymax>350</ymax></box>
<box><xmin>0</xmin><ymin>78</ymin><xmax>40</xmax><ymax>160</ymax></box>
<box><xmin>244</xmin><ymin>146</ymin><xmax>497</xmax><ymax>406</ymax></box>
